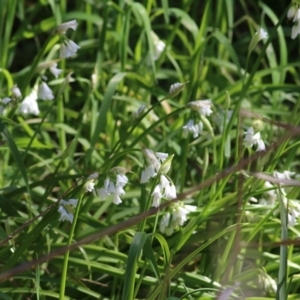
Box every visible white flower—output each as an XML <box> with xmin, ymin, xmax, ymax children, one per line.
<box><xmin>112</xmin><ymin>193</ymin><xmax>122</xmax><ymax>205</ymax></box>
<box><xmin>97</xmin><ymin>172</ymin><xmax>128</xmax><ymax>205</ymax></box>
<box><xmin>37</xmin><ymin>61</ymin><xmax>63</xmax><ymax>79</ymax></box>
<box><xmin>61</xmin><ymin>199</ymin><xmax>78</xmax><ymax>207</ymax></box>
<box><xmin>159</xmin><ymin>212</ymin><xmax>171</xmax><ymax>234</ymax></box>
<box><xmin>60</xmin><ymin>39</ymin><xmax>80</xmax><ymax>58</ymax></box>
<box><xmin>58</xmin><ymin>198</ymin><xmax>78</xmax><ymax>223</ymax></box>
<box><xmin>171</xmin><ymin>203</ymin><xmax>197</xmax><ymax>227</ymax></box>
<box><xmin>11</xmin><ymin>85</ymin><xmax>22</xmax><ymax>99</ymax></box>
<box><xmin>19</xmin><ymin>90</ymin><xmax>40</xmax><ymax>115</ymax></box>
<box><xmin>152</xmin><ymin>185</ymin><xmax>163</xmax><ymax>207</ymax></box>
<box><xmin>182</xmin><ymin>119</ymin><xmax>203</xmax><ymax>138</ymax></box>
<box><xmin>257</xmin><ymin>28</ymin><xmax>268</xmax><ymax>41</ymax></box>
<box><xmin>287</xmin><ymin>5</ymin><xmax>300</xmax><ymax>22</ymax></box>
<box><xmin>58</xmin><ymin>205</ymin><xmax>74</xmax><ymax>223</ymax></box>
<box><xmin>85</xmin><ymin>180</ymin><xmax>95</xmax><ymax>192</ymax></box>
<box><xmin>116</xmin><ymin>174</ymin><xmax>128</xmax><ymax>187</ymax></box>
<box><xmin>244</xmin><ymin>127</ymin><xmax>265</xmax><ymax>151</ymax></box>
<box><xmin>49</xmin><ymin>63</ymin><xmax>63</xmax><ymax>78</ymax></box>
<box><xmin>141</xmin><ymin>165</ymin><xmax>157</xmax><ymax>184</ymax></box>
<box><xmin>2</xmin><ymin>97</ymin><xmax>11</xmax><ymax>104</ymax></box>
<box><xmin>151</xmin><ymin>31</ymin><xmax>166</xmax><ymax>61</ymax></box>
<box><xmin>188</xmin><ymin>100</ymin><xmax>213</xmax><ymax>117</ymax></box>
<box><xmin>249</xmin><ymin>27</ymin><xmax>268</xmax><ymax>52</ymax></box>
<box><xmin>55</xmin><ymin>20</ymin><xmax>78</xmax><ymax>35</ymax></box>
<box><xmin>159</xmin><ymin>202</ymin><xmax>197</xmax><ymax>235</ymax></box>
<box><xmin>273</xmin><ymin>170</ymin><xmax>295</xmax><ymax>181</ymax></box>
<box><xmin>133</xmin><ymin>104</ymin><xmax>146</xmax><ymax>119</ymax></box>
<box><xmin>88</xmin><ymin>172</ymin><xmax>99</xmax><ymax>180</ymax></box>
<box><xmin>38</xmin><ymin>82</ymin><xmax>54</xmax><ymax>100</ymax></box>
<box><xmin>160</xmin><ymin>175</ymin><xmax>177</xmax><ymax>200</ymax></box>
<box><xmin>291</xmin><ymin>21</ymin><xmax>300</xmax><ymax>39</ymax></box>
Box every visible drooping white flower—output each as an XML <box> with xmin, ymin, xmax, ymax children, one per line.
<box><xmin>188</xmin><ymin>100</ymin><xmax>213</xmax><ymax>117</ymax></box>
<box><xmin>182</xmin><ymin>119</ymin><xmax>203</xmax><ymax>138</ymax></box>
<box><xmin>171</xmin><ymin>203</ymin><xmax>197</xmax><ymax>227</ymax></box>
<box><xmin>151</xmin><ymin>31</ymin><xmax>166</xmax><ymax>61</ymax></box>
<box><xmin>287</xmin><ymin>5</ymin><xmax>300</xmax><ymax>22</ymax></box>
<box><xmin>19</xmin><ymin>90</ymin><xmax>40</xmax><ymax>115</ymax></box>
<box><xmin>58</xmin><ymin>205</ymin><xmax>74</xmax><ymax>223</ymax></box>
<box><xmin>133</xmin><ymin>104</ymin><xmax>146</xmax><ymax>119</ymax></box>
<box><xmin>159</xmin><ymin>212</ymin><xmax>172</xmax><ymax>235</ymax></box>
<box><xmin>140</xmin><ymin>148</ymin><xmax>169</xmax><ymax>183</ymax></box>
<box><xmin>291</xmin><ymin>21</ymin><xmax>300</xmax><ymax>39</ymax></box>
<box><xmin>160</xmin><ymin>175</ymin><xmax>177</xmax><ymax>200</ymax></box>
<box><xmin>58</xmin><ymin>198</ymin><xmax>78</xmax><ymax>223</ymax></box>
<box><xmin>151</xmin><ymin>184</ymin><xmax>163</xmax><ymax>207</ymax></box>
<box><xmin>249</xmin><ymin>27</ymin><xmax>268</xmax><ymax>52</ymax></box>
<box><xmin>60</xmin><ymin>39</ymin><xmax>80</xmax><ymax>58</ymax></box>
<box><xmin>2</xmin><ymin>97</ymin><xmax>11</xmax><ymax>104</ymax></box>
<box><xmin>88</xmin><ymin>172</ymin><xmax>99</xmax><ymax>180</ymax></box>
<box><xmin>244</xmin><ymin>127</ymin><xmax>265</xmax><ymax>151</ymax></box>
<box><xmin>85</xmin><ymin>180</ymin><xmax>95</xmax><ymax>192</ymax></box>
<box><xmin>273</xmin><ymin>170</ymin><xmax>295</xmax><ymax>181</ymax></box>
<box><xmin>38</xmin><ymin>82</ymin><xmax>54</xmax><ymax>100</ymax></box>
<box><xmin>49</xmin><ymin>63</ymin><xmax>63</xmax><ymax>78</ymax></box>
<box><xmin>141</xmin><ymin>165</ymin><xmax>157</xmax><ymax>184</ymax></box>
<box><xmin>55</xmin><ymin>20</ymin><xmax>78</xmax><ymax>35</ymax></box>
<box><xmin>11</xmin><ymin>85</ymin><xmax>22</xmax><ymax>99</ymax></box>
<box><xmin>97</xmin><ymin>171</ymin><xmax>128</xmax><ymax>205</ymax></box>
<box><xmin>37</xmin><ymin>61</ymin><xmax>63</xmax><ymax>79</ymax></box>
<box><xmin>159</xmin><ymin>202</ymin><xmax>197</xmax><ymax>235</ymax></box>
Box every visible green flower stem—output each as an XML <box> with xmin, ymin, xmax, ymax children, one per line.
<box><xmin>59</xmin><ymin>193</ymin><xmax>84</xmax><ymax>300</ymax></box>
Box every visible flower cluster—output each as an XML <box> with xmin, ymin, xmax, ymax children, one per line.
<box><xmin>152</xmin><ymin>175</ymin><xmax>176</xmax><ymax>207</ymax></box>
<box><xmin>159</xmin><ymin>202</ymin><xmax>197</xmax><ymax>235</ymax></box>
<box><xmin>57</xmin><ymin>199</ymin><xmax>78</xmax><ymax>223</ymax></box>
<box><xmin>97</xmin><ymin>168</ymin><xmax>129</xmax><ymax>205</ymax></box>
<box><xmin>250</xmin><ymin>171</ymin><xmax>300</xmax><ymax>226</ymax></box>
<box><xmin>54</xmin><ymin>20</ymin><xmax>80</xmax><ymax>59</ymax></box>
<box><xmin>182</xmin><ymin>99</ymin><xmax>213</xmax><ymax>139</ymax></box>
<box><xmin>287</xmin><ymin>4</ymin><xmax>300</xmax><ymax>39</ymax></box>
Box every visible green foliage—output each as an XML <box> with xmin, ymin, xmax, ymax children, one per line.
<box><xmin>1</xmin><ymin>0</ymin><xmax>300</xmax><ymax>299</ymax></box>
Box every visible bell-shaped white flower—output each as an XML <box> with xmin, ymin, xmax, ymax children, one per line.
<box><xmin>19</xmin><ymin>90</ymin><xmax>40</xmax><ymax>115</ymax></box>
<box><xmin>133</xmin><ymin>104</ymin><xmax>146</xmax><ymax>119</ymax></box>
<box><xmin>60</xmin><ymin>39</ymin><xmax>80</xmax><ymax>58</ymax></box>
<box><xmin>151</xmin><ymin>185</ymin><xmax>163</xmax><ymax>207</ymax></box>
<box><xmin>55</xmin><ymin>20</ymin><xmax>78</xmax><ymax>35</ymax></box>
<box><xmin>249</xmin><ymin>27</ymin><xmax>268</xmax><ymax>52</ymax></box>
<box><xmin>151</xmin><ymin>31</ymin><xmax>166</xmax><ymax>61</ymax></box>
<box><xmin>58</xmin><ymin>206</ymin><xmax>74</xmax><ymax>223</ymax></box>
<box><xmin>188</xmin><ymin>100</ymin><xmax>213</xmax><ymax>117</ymax></box>
<box><xmin>2</xmin><ymin>97</ymin><xmax>11</xmax><ymax>104</ymax></box>
<box><xmin>11</xmin><ymin>85</ymin><xmax>22</xmax><ymax>99</ymax></box>
<box><xmin>244</xmin><ymin>127</ymin><xmax>265</xmax><ymax>151</ymax></box>
<box><xmin>85</xmin><ymin>180</ymin><xmax>95</xmax><ymax>192</ymax></box>
<box><xmin>287</xmin><ymin>5</ymin><xmax>300</xmax><ymax>22</ymax></box>
<box><xmin>291</xmin><ymin>21</ymin><xmax>300</xmax><ymax>39</ymax></box>
<box><xmin>49</xmin><ymin>63</ymin><xmax>63</xmax><ymax>78</ymax></box>
<box><xmin>182</xmin><ymin>119</ymin><xmax>203</xmax><ymax>138</ymax></box>
<box><xmin>58</xmin><ymin>198</ymin><xmax>78</xmax><ymax>223</ymax></box>
<box><xmin>38</xmin><ymin>82</ymin><xmax>54</xmax><ymax>100</ymax></box>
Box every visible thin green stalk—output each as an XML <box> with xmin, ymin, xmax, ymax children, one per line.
<box><xmin>59</xmin><ymin>193</ymin><xmax>84</xmax><ymax>300</ymax></box>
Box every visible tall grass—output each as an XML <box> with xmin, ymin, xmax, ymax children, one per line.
<box><xmin>1</xmin><ymin>1</ymin><xmax>300</xmax><ymax>299</ymax></box>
